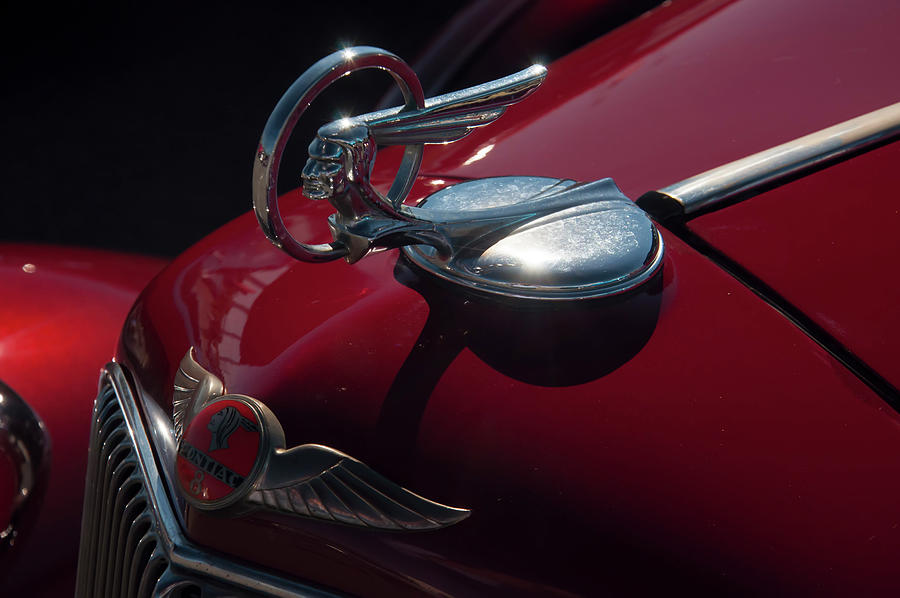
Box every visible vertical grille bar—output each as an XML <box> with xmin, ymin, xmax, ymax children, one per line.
<box><xmin>76</xmin><ymin>384</ymin><xmax>168</xmax><ymax>598</ymax></box>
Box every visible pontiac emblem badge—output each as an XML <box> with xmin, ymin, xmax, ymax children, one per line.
<box><xmin>176</xmin><ymin>397</ymin><xmax>266</xmax><ymax>509</ymax></box>
<box><xmin>172</xmin><ymin>348</ymin><xmax>470</xmax><ymax>530</ymax></box>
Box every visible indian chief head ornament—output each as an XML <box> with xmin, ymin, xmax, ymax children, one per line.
<box><xmin>252</xmin><ymin>46</ymin><xmax>665</xmax><ymax>300</ymax></box>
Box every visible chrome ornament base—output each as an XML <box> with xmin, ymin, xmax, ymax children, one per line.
<box><xmin>404</xmin><ymin>177</ymin><xmax>664</xmax><ymax>300</ymax></box>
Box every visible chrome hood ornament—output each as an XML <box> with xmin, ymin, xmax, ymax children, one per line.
<box><xmin>173</xmin><ymin>348</ymin><xmax>470</xmax><ymax>530</ymax></box>
<box><xmin>252</xmin><ymin>46</ymin><xmax>664</xmax><ymax>300</ymax></box>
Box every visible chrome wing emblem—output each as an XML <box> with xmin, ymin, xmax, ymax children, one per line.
<box><xmin>173</xmin><ymin>348</ymin><xmax>224</xmax><ymax>447</ymax></box>
<box><xmin>173</xmin><ymin>348</ymin><xmax>470</xmax><ymax>531</ymax></box>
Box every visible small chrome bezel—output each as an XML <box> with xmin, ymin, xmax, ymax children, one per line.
<box><xmin>0</xmin><ymin>380</ymin><xmax>50</xmax><ymax>551</ymax></box>
<box><xmin>177</xmin><ymin>394</ymin><xmax>275</xmax><ymax>512</ymax></box>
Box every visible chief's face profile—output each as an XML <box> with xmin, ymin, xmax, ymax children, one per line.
<box><xmin>208</xmin><ymin>409</ymin><xmax>225</xmax><ymax>431</ymax></box>
<box><xmin>301</xmin><ymin>158</ymin><xmax>345</xmax><ymax>200</ymax></box>
<box><xmin>207</xmin><ymin>405</ymin><xmax>240</xmax><ymax>452</ymax></box>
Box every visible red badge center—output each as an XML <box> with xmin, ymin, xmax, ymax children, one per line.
<box><xmin>176</xmin><ymin>398</ymin><xmax>262</xmax><ymax>505</ymax></box>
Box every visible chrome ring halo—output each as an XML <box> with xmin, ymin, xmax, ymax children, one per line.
<box><xmin>252</xmin><ymin>46</ymin><xmax>425</xmax><ymax>263</ymax></box>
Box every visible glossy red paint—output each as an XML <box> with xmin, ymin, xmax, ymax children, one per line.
<box><xmin>419</xmin><ymin>0</ymin><xmax>900</xmax><ymax>202</ymax></box>
<box><xmin>117</xmin><ymin>175</ymin><xmax>458</xmax><ymax>418</ymax></box>
<box><xmin>115</xmin><ymin>0</ymin><xmax>900</xmax><ymax>594</ymax></box>
<box><xmin>0</xmin><ymin>244</ymin><xmax>165</xmax><ymax>596</ymax></box>
<box><xmin>689</xmin><ymin>140</ymin><xmax>900</xmax><ymax>391</ymax></box>
<box><xmin>122</xmin><ymin>195</ymin><xmax>900</xmax><ymax>596</ymax></box>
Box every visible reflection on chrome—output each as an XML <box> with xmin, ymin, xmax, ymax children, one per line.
<box><xmin>404</xmin><ymin>177</ymin><xmax>663</xmax><ymax>300</ymax></box>
<box><xmin>0</xmin><ymin>380</ymin><xmax>50</xmax><ymax>552</ymax></box>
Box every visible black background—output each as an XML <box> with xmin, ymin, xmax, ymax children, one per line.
<box><xmin>1</xmin><ymin>2</ymin><xmax>460</xmax><ymax>256</ymax></box>
<box><xmin>2</xmin><ymin>1</ymin><xmax>659</xmax><ymax>258</ymax></box>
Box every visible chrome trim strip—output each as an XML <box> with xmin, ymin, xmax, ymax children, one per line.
<box><xmin>0</xmin><ymin>380</ymin><xmax>50</xmax><ymax>552</ymax></box>
<box><xmin>657</xmin><ymin>101</ymin><xmax>900</xmax><ymax>215</ymax></box>
<box><xmin>102</xmin><ymin>363</ymin><xmax>338</xmax><ymax>598</ymax></box>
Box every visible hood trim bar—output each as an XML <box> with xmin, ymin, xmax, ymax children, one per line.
<box><xmin>640</xmin><ymin>101</ymin><xmax>900</xmax><ymax>218</ymax></box>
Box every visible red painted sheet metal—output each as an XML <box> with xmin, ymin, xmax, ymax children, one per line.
<box><xmin>117</xmin><ymin>176</ymin><xmax>459</xmax><ymax>411</ymax></box>
<box><xmin>121</xmin><ymin>185</ymin><xmax>900</xmax><ymax>594</ymax></box>
<box><xmin>420</xmin><ymin>0</ymin><xmax>900</xmax><ymax>203</ymax></box>
<box><xmin>689</xmin><ymin>140</ymin><xmax>900</xmax><ymax>391</ymax></box>
<box><xmin>116</xmin><ymin>0</ymin><xmax>900</xmax><ymax>593</ymax></box>
<box><xmin>0</xmin><ymin>244</ymin><xmax>165</xmax><ymax>596</ymax></box>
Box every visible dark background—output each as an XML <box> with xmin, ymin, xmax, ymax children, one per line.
<box><xmin>1</xmin><ymin>2</ymin><xmax>460</xmax><ymax>256</ymax></box>
<box><xmin>1</xmin><ymin>1</ymin><xmax>659</xmax><ymax>257</ymax></box>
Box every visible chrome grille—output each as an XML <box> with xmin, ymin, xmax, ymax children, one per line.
<box><xmin>76</xmin><ymin>384</ymin><xmax>170</xmax><ymax>598</ymax></box>
<box><xmin>75</xmin><ymin>364</ymin><xmax>337</xmax><ymax>598</ymax></box>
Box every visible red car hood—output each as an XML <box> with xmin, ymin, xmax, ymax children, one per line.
<box><xmin>118</xmin><ymin>0</ymin><xmax>900</xmax><ymax>595</ymax></box>
<box><xmin>423</xmin><ymin>0</ymin><xmax>900</xmax><ymax>402</ymax></box>
<box><xmin>688</xmin><ymin>142</ymin><xmax>900</xmax><ymax>393</ymax></box>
